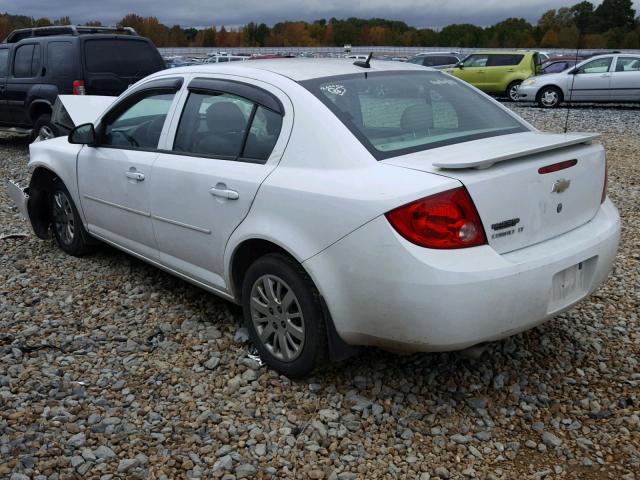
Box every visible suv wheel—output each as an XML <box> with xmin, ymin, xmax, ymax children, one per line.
<box><xmin>536</xmin><ymin>86</ymin><xmax>563</xmax><ymax>108</ymax></box>
<box><xmin>50</xmin><ymin>180</ymin><xmax>94</xmax><ymax>256</ymax></box>
<box><xmin>32</xmin><ymin>114</ymin><xmax>57</xmax><ymax>143</ymax></box>
<box><xmin>506</xmin><ymin>81</ymin><xmax>522</xmax><ymax>102</ymax></box>
<box><xmin>241</xmin><ymin>253</ymin><xmax>328</xmax><ymax>378</ymax></box>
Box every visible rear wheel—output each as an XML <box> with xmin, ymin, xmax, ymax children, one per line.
<box><xmin>506</xmin><ymin>81</ymin><xmax>522</xmax><ymax>102</ymax></box>
<box><xmin>32</xmin><ymin>113</ymin><xmax>57</xmax><ymax>143</ymax></box>
<box><xmin>50</xmin><ymin>180</ymin><xmax>93</xmax><ymax>256</ymax></box>
<box><xmin>536</xmin><ymin>86</ymin><xmax>563</xmax><ymax>108</ymax></box>
<box><xmin>241</xmin><ymin>253</ymin><xmax>327</xmax><ymax>378</ymax></box>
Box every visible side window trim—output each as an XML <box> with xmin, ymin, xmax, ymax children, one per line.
<box><xmin>188</xmin><ymin>77</ymin><xmax>284</xmax><ymax>115</ymax></box>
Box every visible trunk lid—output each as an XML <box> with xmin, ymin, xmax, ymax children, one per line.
<box><xmin>383</xmin><ymin>131</ymin><xmax>606</xmax><ymax>254</ymax></box>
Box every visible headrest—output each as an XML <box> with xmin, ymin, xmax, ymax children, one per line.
<box><xmin>400</xmin><ymin>104</ymin><xmax>434</xmax><ymax>135</ymax></box>
<box><xmin>206</xmin><ymin>101</ymin><xmax>246</xmax><ymax>134</ymax></box>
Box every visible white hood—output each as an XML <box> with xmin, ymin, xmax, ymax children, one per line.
<box><xmin>58</xmin><ymin>95</ymin><xmax>117</xmax><ymax>125</ymax></box>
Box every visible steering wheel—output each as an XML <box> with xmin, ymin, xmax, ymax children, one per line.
<box><xmin>112</xmin><ymin>130</ymin><xmax>140</xmax><ymax>147</ymax></box>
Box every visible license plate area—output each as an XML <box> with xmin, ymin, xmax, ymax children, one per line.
<box><xmin>548</xmin><ymin>256</ymin><xmax>597</xmax><ymax>313</ymax></box>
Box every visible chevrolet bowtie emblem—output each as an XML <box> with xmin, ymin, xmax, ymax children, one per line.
<box><xmin>551</xmin><ymin>178</ymin><xmax>571</xmax><ymax>194</ymax></box>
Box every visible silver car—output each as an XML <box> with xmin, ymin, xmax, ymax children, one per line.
<box><xmin>517</xmin><ymin>54</ymin><xmax>640</xmax><ymax>108</ymax></box>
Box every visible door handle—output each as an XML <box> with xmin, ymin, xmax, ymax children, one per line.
<box><xmin>209</xmin><ymin>186</ymin><xmax>239</xmax><ymax>200</ymax></box>
<box><xmin>125</xmin><ymin>171</ymin><xmax>145</xmax><ymax>181</ymax></box>
<box><xmin>600</xmin><ymin>74</ymin><xmax>610</xmax><ymax>77</ymax></box>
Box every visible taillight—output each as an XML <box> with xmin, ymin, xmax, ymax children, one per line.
<box><xmin>72</xmin><ymin>80</ymin><xmax>86</xmax><ymax>95</ymax></box>
<box><xmin>601</xmin><ymin>160</ymin><xmax>608</xmax><ymax>204</ymax></box>
<box><xmin>385</xmin><ymin>187</ymin><xmax>487</xmax><ymax>249</ymax></box>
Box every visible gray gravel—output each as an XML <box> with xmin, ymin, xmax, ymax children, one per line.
<box><xmin>1</xmin><ymin>104</ymin><xmax>639</xmax><ymax>479</ymax></box>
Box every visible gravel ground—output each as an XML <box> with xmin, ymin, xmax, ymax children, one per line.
<box><xmin>1</xmin><ymin>104</ymin><xmax>639</xmax><ymax>480</ymax></box>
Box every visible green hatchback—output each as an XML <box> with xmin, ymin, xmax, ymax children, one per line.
<box><xmin>443</xmin><ymin>51</ymin><xmax>541</xmax><ymax>101</ymax></box>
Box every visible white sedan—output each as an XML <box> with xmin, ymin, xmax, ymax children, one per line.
<box><xmin>517</xmin><ymin>53</ymin><xmax>640</xmax><ymax>108</ymax></box>
<box><xmin>7</xmin><ymin>59</ymin><xmax>620</xmax><ymax>377</ymax></box>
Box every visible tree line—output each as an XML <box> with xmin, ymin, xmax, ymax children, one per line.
<box><xmin>1</xmin><ymin>0</ymin><xmax>638</xmax><ymax>49</ymax></box>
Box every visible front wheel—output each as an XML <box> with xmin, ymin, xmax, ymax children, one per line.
<box><xmin>50</xmin><ymin>180</ymin><xmax>94</xmax><ymax>256</ymax></box>
<box><xmin>506</xmin><ymin>81</ymin><xmax>522</xmax><ymax>102</ymax></box>
<box><xmin>536</xmin><ymin>86</ymin><xmax>563</xmax><ymax>108</ymax></box>
<box><xmin>241</xmin><ymin>253</ymin><xmax>328</xmax><ymax>378</ymax></box>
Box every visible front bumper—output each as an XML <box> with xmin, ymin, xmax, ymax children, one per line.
<box><xmin>304</xmin><ymin>200</ymin><xmax>620</xmax><ymax>352</ymax></box>
<box><xmin>516</xmin><ymin>83</ymin><xmax>540</xmax><ymax>101</ymax></box>
<box><xmin>6</xmin><ymin>180</ymin><xmax>30</xmax><ymax>220</ymax></box>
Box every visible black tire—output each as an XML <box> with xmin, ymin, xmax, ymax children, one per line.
<box><xmin>536</xmin><ymin>86</ymin><xmax>563</xmax><ymax>108</ymax></box>
<box><xmin>50</xmin><ymin>180</ymin><xmax>94</xmax><ymax>256</ymax></box>
<box><xmin>31</xmin><ymin>113</ymin><xmax>57</xmax><ymax>143</ymax></box>
<box><xmin>506</xmin><ymin>81</ymin><xmax>522</xmax><ymax>102</ymax></box>
<box><xmin>241</xmin><ymin>253</ymin><xmax>328</xmax><ymax>378</ymax></box>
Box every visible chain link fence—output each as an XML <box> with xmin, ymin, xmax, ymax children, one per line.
<box><xmin>159</xmin><ymin>46</ymin><xmax>640</xmax><ymax>58</ymax></box>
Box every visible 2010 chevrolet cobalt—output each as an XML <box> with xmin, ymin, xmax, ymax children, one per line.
<box><xmin>7</xmin><ymin>59</ymin><xmax>620</xmax><ymax>377</ymax></box>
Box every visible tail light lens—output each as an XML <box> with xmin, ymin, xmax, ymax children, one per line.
<box><xmin>385</xmin><ymin>187</ymin><xmax>487</xmax><ymax>249</ymax></box>
<box><xmin>72</xmin><ymin>80</ymin><xmax>86</xmax><ymax>95</ymax></box>
<box><xmin>601</xmin><ymin>160</ymin><xmax>608</xmax><ymax>204</ymax></box>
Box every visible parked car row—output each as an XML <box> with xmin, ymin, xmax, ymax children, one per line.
<box><xmin>517</xmin><ymin>53</ymin><xmax>640</xmax><ymax>108</ymax></box>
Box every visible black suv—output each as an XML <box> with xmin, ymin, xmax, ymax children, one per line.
<box><xmin>0</xmin><ymin>25</ymin><xmax>165</xmax><ymax>141</ymax></box>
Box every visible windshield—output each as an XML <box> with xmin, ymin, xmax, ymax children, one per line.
<box><xmin>302</xmin><ymin>71</ymin><xmax>528</xmax><ymax>160</ymax></box>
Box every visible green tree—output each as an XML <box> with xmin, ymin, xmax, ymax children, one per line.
<box><xmin>571</xmin><ymin>1</ymin><xmax>596</xmax><ymax>33</ymax></box>
<box><xmin>594</xmin><ymin>0</ymin><xmax>636</xmax><ymax>31</ymax></box>
<box><xmin>438</xmin><ymin>24</ymin><xmax>485</xmax><ymax>47</ymax></box>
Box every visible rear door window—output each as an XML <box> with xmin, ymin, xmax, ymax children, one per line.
<box><xmin>47</xmin><ymin>41</ymin><xmax>75</xmax><ymax>77</ymax></box>
<box><xmin>487</xmin><ymin>54</ymin><xmax>524</xmax><ymax>67</ymax></box>
<box><xmin>14</xmin><ymin>44</ymin><xmax>41</xmax><ymax>78</ymax></box>
<box><xmin>84</xmin><ymin>39</ymin><xmax>161</xmax><ymax>76</ymax></box>
<box><xmin>615</xmin><ymin>57</ymin><xmax>640</xmax><ymax>72</ymax></box>
<box><xmin>173</xmin><ymin>90</ymin><xmax>283</xmax><ymax>163</ymax></box>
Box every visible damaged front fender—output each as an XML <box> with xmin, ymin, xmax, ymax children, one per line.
<box><xmin>5</xmin><ymin>176</ymin><xmax>52</xmax><ymax>240</ymax></box>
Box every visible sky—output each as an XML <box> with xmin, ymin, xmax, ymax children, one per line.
<box><xmin>1</xmin><ymin>0</ymin><xmax>638</xmax><ymax>29</ymax></box>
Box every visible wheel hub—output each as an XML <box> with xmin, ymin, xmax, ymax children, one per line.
<box><xmin>52</xmin><ymin>191</ymin><xmax>75</xmax><ymax>246</ymax></box>
<box><xmin>249</xmin><ymin>274</ymin><xmax>305</xmax><ymax>362</ymax></box>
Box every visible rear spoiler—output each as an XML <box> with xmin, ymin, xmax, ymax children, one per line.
<box><xmin>433</xmin><ymin>132</ymin><xmax>601</xmax><ymax>170</ymax></box>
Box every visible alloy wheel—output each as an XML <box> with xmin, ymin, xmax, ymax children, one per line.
<box><xmin>52</xmin><ymin>191</ymin><xmax>75</xmax><ymax>246</ymax></box>
<box><xmin>541</xmin><ymin>89</ymin><xmax>559</xmax><ymax>107</ymax></box>
<box><xmin>509</xmin><ymin>84</ymin><xmax>520</xmax><ymax>101</ymax></box>
<box><xmin>249</xmin><ymin>274</ymin><xmax>305</xmax><ymax>362</ymax></box>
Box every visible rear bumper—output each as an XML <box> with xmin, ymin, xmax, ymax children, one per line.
<box><xmin>5</xmin><ymin>180</ymin><xmax>30</xmax><ymax>221</ymax></box>
<box><xmin>304</xmin><ymin>199</ymin><xmax>620</xmax><ymax>352</ymax></box>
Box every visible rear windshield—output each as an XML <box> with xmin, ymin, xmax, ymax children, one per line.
<box><xmin>302</xmin><ymin>71</ymin><xmax>527</xmax><ymax>160</ymax></box>
<box><xmin>83</xmin><ymin>39</ymin><xmax>162</xmax><ymax>76</ymax></box>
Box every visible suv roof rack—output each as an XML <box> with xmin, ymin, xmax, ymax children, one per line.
<box><xmin>4</xmin><ymin>25</ymin><xmax>139</xmax><ymax>43</ymax></box>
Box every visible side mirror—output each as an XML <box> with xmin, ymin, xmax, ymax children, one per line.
<box><xmin>68</xmin><ymin>123</ymin><xmax>96</xmax><ymax>146</ymax></box>
<box><xmin>456</xmin><ymin>63</ymin><xmax>464</xmax><ymax>69</ymax></box>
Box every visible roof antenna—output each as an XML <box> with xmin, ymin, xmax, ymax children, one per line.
<box><xmin>354</xmin><ymin>52</ymin><xmax>373</xmax><ymax>69</ymax></box>
<box><xmin>563</xmin><ymin>29</ymin><xmax>582</xmax><ymax>133</ymax></box>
